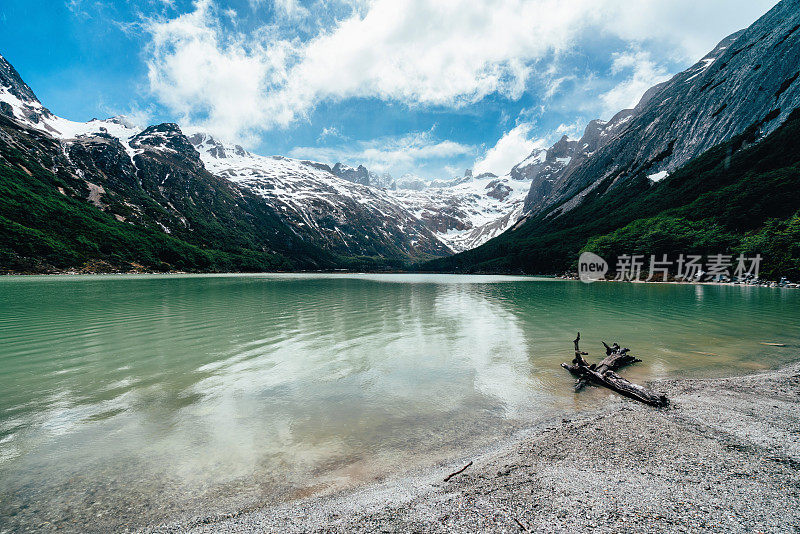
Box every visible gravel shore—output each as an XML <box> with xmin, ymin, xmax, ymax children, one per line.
<box><xmin>148</xmin><ymin>363</ymin><xmax>800</xmax><ymax>533</ymax></box>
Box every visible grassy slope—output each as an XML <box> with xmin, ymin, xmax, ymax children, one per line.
<box><xmin>0</xmin><ymin>145</ymin><xmax>403</xmax><ymax>274</ymax></box>
<box><xmin>0</xmin><ymin>118</ymin><xmax>422</xmax><ymax>273</ymax></box>
<box><xmin>422</xmin><ymin>110</ymin><xmax>800</xmax><ymax>280</ymax></box>
<box><xmin>0</xmin><ymin>157</ymin><xmax>296</xmax><ymax>273</ymax></box>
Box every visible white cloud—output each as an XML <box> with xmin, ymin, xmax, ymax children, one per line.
<box><xmin>598</xmin><ymin>49</ymin><xmax>670</xmax><ymax>118</ymax></box>
<box><xmin>143</xmin><ymin>0</ymin><xmax>779</xmax><ymax>143</ymax></box>
<box><xmin>554</xmin><ymin>119</ymin><xmax>585</xmax><ymax>140</ymax></box>
<box><xmin>290</xmin><ymin>130</ymin><xmax>475</xmax><ymax>175</ymax></box>
<box><xmin>273</xmin><ymin>0</ymin><xmax>311</xmax><ymax>21</ymax></box>
<box><xmin>317</xmin><ymin>126</ymin><xmax>346</xmax><ymax>141</ymax></box>
<box><xmin>474</xmin><ymin>124</ymin><xmax>544</xmax><ymax>176</ymax></box>
<box><xmin>144</xmin><ymin>0</ymin><xmax>299</xmax><ymax>144</ymax></box>
<box><xmin>143</xmin><ymin>0</ymin><xmax>598</xmax><ymax>141</ymax></box>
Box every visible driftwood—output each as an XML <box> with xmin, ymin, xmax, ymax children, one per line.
<box><xmin>443</xmin><ymin>460</ymin><xmax>473</xmax><ymax>482</ymax></box>
<box><xmin>561</xmin><ymin>333</ymin><xmax>668</xmax><ymax>407</ymax></box>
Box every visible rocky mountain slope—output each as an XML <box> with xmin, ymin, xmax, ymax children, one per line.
<box><xmin>424</xmin><ymin>0</ymin><xmax>800</xmax><ymax>277</ymax></box>
<box><xmin>520</xmin><ymin>0</ymin><xmax>800</xmax><ymax>219</ymax></box>
<box><xmin>187</xmin><ymin>133</ymin><xmax>450</xmax><ymax>259</ymax></box>
<box><xmin>509</xmin><ymin>135</ymin><xmax>577</xmax><ymax>211</ymax></box>
<box><xmin>0</xmin><ymin>54</ymin><xmax>451</xmax><ymax>271</ymax></box>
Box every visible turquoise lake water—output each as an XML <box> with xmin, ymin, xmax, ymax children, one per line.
<box><xmin>0</xmin><ymin>274</ymin><xmax>798</xmax><ymax>531</ymax></box>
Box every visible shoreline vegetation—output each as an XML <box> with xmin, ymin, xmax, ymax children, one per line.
<box><xmin>147</xmin><ymin>361</ymin><xmax>800</xmax><ymax>533</ymax></box>
<box><xmin>4</xmin><ymin>108</ymin><xmax>799</xmax><ymax>282</ymax></box>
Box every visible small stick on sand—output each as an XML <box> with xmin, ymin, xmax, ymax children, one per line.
<box><xmin>512</xmin><ymin>516</ymin><xmax>528</xmax><ymax>531</ymax></box>
<box><xmin>443</xmin><ymin>461</ymin><xmax>473</xmax><ymax>482</ymax></box>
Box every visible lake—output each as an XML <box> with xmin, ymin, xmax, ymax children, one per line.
<box><xmin>1</xmin><ymin>274</ymin><xmax>798</xmax><ymax>531</ymax></box>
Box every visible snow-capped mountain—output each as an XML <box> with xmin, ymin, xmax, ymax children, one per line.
<box><xmin>384</xmin><ymin>170</ymin><xmax>532</xmax><ymax>252</ymax></box>
<box><xmin>0</xmin><ymin>56</ymin><xmax>142</xmax><ymax>149</ymax></box>
<box><xmin>1</xmin><ymin>54</ymin><xmax>452</xmax><ymax>268</ymax></box>
<box><xmin>187</xmin><ymin>133</ymin><xmax>450</xmax><ymax>258</ymax></box>
<box><xmin>519</xmin><ymin>0</ymin><xmax>800</xmax><ymax>218</ymax></box>
<box><xmin>186</xmin><ymin>130</ymin><xmax>540</xmax><ymax>254</ymax></box>
<box><xmin>0</xmin><ymin>70</ymin><xmax>342</xmax><ymax>271</ymax></box>
<box><xmin>1</xmin><ymin>49</ymin><xmax>535</xmax><ymax>264</ymax></box>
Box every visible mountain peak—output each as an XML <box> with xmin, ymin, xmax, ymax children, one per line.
<box><xmin>522</xmin><ymin>0</ymin><xmax>800</xmax><ymax>216</ymax></box>
<box><xmin>0</xmin><ymin>54</ymin><xmax>40</xmax><ymax>105</ymax></box>
<box><xmin>0</xmin><ymin>54</ymin><xmax>55</xmax><ymax>127</ymax></box>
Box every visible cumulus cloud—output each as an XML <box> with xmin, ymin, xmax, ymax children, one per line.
<box><xmin>598</xmin><ymin>49</ymin><xmax>670</xmax><ymax>118</ymax></box>
<box><xmin>143</xmin><ymin>0</ymin><xmax>778</xmax><ymax>144</ymax></box>
<box><xmin>554</xmin><ymin>119</ymin><xmax>585</xmax><ymax>139</ymax></box>
<box><xmin>144</xmin><ymin>0</ymin><xmax>300</xmax><ymax>143</ymax></box>
<box><xmin>473</xmin><ymin>124</ymin><xmax>544</xmax><ymax>176</ymax></box>
<box><xmin>143</xmin><ymin>0</ymin><xmax>597</xmax><ymax>142</ymax></box>
<box><xmin>317</xmin><ymin>126</ymin><xmax>346</xmax><ymax>142</ymax></box>
<box><xmin>290</xmin><ymin>130</ymin><xmax>475</xmax><ymax>174</ymax></box>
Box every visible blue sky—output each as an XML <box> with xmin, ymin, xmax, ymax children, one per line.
<box><xmin>0</xmin><ymin>0</ymin><xmax>779</xmax><ymax>179</ymax></box>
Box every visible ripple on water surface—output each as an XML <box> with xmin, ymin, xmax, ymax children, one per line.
<box><xmin>0</xmin><ymin>273</ymin><xmax>798</xmax><ymax>531</ymax></box>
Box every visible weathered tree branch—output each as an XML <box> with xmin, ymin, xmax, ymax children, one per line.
<box><xmin>561</xmin><ymin>332</ymin><xmax>668</xmax><ymax>407</ymax></box>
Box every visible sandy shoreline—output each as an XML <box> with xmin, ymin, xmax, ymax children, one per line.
<box><xmin>145</xmin><ymin>361</ymin><xmax>800</xmax><ymax>533</ymax></box>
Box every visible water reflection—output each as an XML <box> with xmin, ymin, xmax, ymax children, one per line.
<box><xmin>0</xmin><ymin>274</ymin><xmax>798</xmax><ymax>532</ymax></box>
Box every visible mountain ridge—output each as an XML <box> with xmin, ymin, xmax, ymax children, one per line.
<box><xmin>519</xmin><ymin>0</ymin><xmax>800</xmax><ymax>219</ymax></box>
<box><xmin>0</xmin><ymin>50</ymin><xmax>535</xmax><ymax>271</ymax></box>
<box><xmin>422</xmin><ymin>0</ymin><xmax>800</xmax><ymax>278</ymax></box>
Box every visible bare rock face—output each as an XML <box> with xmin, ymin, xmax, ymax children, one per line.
<box><xmin>329</xmin><ymin>162</ymin><xmax>395</xmax><ymax>189</ymax></box>
<box><xmin>331</xmin><ymin>162</ymin><xmax>370</xmax><ymax>186</ymax></box>
<box><xmin>510</xmin><ymin>135</ymin><xmax>578</xmax><ymax>208</ymax></box>
<box><xmin>131</xmin><ymin>123</ymin><xmax>200</xmax><ymax>160</ymax></box>
<box><xmin>521</xmin><ymin>0</ymin><xmax>800</xmax><ymax>217</ymax></box>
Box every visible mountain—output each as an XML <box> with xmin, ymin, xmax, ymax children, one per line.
<box><xmin>2</xmin><ymin>47</ymin><xmax>542</xmax><ymax>272</ymax></box>
<box><xmin>327</xmin><ymin>162</ymin><xmax>395</xmax><ymax>189</ymax></box>
<box><xmin>386</xmin><ymin>170</ymin><xmax>530</xmax><ymax>252</ymax></box>
<box><xmin>423</xmin><ymin>104</ymin><xmax>800</xmax><ymax>279</ymax></box>
<box><xmin>509</xmin><ymin>135</ymin><xmax>578</xmax><ymax>207</ymax></box>
<box><xmin>297</xmin><ymin>158</ymin><xmax>537</xmax><ymax>252</ymax></box>
<box><xmin>520</xmin><ymin>0</ymin><xmax>800</xmax><ymax>219</ymax></box>
<box><xmin>0</xmin><ymin>54</ymin><xmax>449</xmax><ymax>272</ymax></box>
<box><xmin>186</xmin><ymin>134</ymin><xmax>535</xmax><ymax>254</ymax></box>
<box><xmin>331</xmin><ymin>162</ymin><xmax>370</xmax><ymax>186</ymax></box>
<box><xmin>423</xmin><ymin>0</ymin><xmax>800</xmax><ymax>278</ymax></box>
<box><xmin>188</xmin><ymin>133</ymin><xmax>450</xmax><ymax>259</ymax></box>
